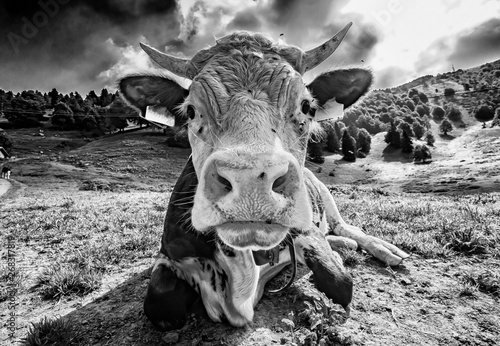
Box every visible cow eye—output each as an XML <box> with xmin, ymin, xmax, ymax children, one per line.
<box><xmin>301</xmin><ymin>100</ymin><xmax>310</xmax><ymax>114</ymax></box>
<box><xmin>186</xmin><ymin>105</ymin><xmax>195</xmax><ymax>120</ymax></box>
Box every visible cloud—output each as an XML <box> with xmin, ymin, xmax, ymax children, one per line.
<box><xmin>227</xmin><ymin>9</ymin><xmax>261</xmax><ymax>31</ymax></box>
<box><xmin>414</xmin><ymin>17</ymin><xmax>500</xmax><ymax>78</ymax></box>
<box><xmin>374</xmin><ymin>66</ymin><xmax>411</xmax><ymax>88</ymax></box>
<box><xmin>0</xmin><ymin>0</ymin><xmax>181</xmax><ymax>93</ymax></box>
<box><xmin>447</xmin><ymin>17</ymin><xmax>500</xmax><ymax>68</ymax></box>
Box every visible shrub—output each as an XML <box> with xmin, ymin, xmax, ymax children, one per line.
<box><xmin>439</xmin><ymin>119</ymin><xmax>453</xmax><ymax>135</ymax></box>
<box><xmin>444</xmin><ymin>88</ymin><xmax>455</xmax><ymax>97</ymax></box>
<box><xmin>431</xmin><ymin>106</ymin><xmax>445</xmax><ymax>120</ymax></box>
<box><xmin>495</xmin><ymin>70</ymin><xmax>500</xmax><ymax>78</ymax></box>
<box><xmin>385</xmin><ymin>122</ymin><xmax>401</xmax><ymax>148</ymax></box>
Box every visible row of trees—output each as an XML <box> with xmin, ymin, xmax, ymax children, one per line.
<box><xmin>0</xmin><ymin>88</ymin><xmax>141</xmax><ymax>133</ymax></box>
<box><xmin>308</xmin><ymin>121</ymin><xmax>372</xmax><ymax>163</ymax></box>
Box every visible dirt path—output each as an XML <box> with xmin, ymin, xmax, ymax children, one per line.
<box><xmin>0</xmin><ymin>179</ymin><xmax>11</xmax><ymax>197</ymax></box>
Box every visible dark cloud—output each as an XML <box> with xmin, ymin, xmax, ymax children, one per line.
<box><xmin>374</xmin><ymin>66</ymin><xmax>410</xmax><ymax>89</ymax></box>
<box><xmin>227</xmin><ymin>9</ymin><xmax>261</xmax><ymax>31</ymax></box>
<box><xmin>447</xmin><ymin>18</ymin><xmax>500</xmax><ymax>69</ymax></box>
<box><xmin>0</xmin><ymin>0</ymin><xmax>181</xmax><ymax>93</ymax></box>
<box><xmin>414</xmin><ymin>17</ymin><xmax>500</xmax><ymax>77</ymax></box>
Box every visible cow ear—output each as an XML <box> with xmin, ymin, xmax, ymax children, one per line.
<box><xmin>307</xmin><ymin>68</ymin><xmax>372</xmax><ymax>108</ymax></box>
<box><xmin>119</xmin><ymin>75</ymin><xmax>188</xmax><ymax>116</ymax></box>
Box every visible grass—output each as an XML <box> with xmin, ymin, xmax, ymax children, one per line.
<box><xmin>0</xmin><ymin>189</ymin><xmax>166</xmax><ymax>301</ymax></box>
<box><xmin>329</xmin><ymin>185</ymin><xmax>500</xmax><ymax>259</ymax></box>
<box><xmin>22</xmin><ymin>316</ymin><xmax>82</xmax><ymax>346</ymax></box>
<box><xmin>37</xmin><ymin>264</ymin><xmax>102</xmax><ymax>299</ymax></box>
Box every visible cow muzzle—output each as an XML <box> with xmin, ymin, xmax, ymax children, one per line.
<box><xmin>192</xmin><ymin>149</ymin><xmax>312</xmax><ymax>250</ymax></box>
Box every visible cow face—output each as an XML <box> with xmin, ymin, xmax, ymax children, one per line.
<box><xmin>120</xmin><ymin>25</ymin><xmax>372</xmax><ymax>251</ymax></box>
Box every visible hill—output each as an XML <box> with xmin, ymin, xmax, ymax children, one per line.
<box><xmin>1</xmin><ymin>60</ymin><xmax>500</xmax><ymax>345</ymax></box>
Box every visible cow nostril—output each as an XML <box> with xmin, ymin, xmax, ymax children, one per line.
<box><xmin>272</xmin><ymin>174</ymin><xmax>288</xmax><ymax>191</ymax></box>
<box><xmin>216</xmin><ymin>173</ymin><xmax>232</xmax><ymax>192</ymax></box>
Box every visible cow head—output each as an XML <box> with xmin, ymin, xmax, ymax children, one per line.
<box><xmin>120</xmin><ymin>23</ymin><xmax>371</xmax><ymax>251</ymax></box>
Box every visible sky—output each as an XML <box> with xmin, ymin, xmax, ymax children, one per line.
<box><xmin>0</xmin><ymin>0</ymin><xmax>499</xmax><ymax>95</ymax></box>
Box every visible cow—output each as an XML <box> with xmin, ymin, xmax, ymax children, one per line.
<box><xmin>119</xmin><ymin>23</ymin><xmax>409</xmax><ymax>331</ymax></box>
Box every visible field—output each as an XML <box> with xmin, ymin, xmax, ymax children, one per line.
<box><xmin>1</xmin><ymin>123</ymin><xmax>500</xmax><ymax>346</ymax></box>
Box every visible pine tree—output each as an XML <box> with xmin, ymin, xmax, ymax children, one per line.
<box><xmin>357</xmin><ymin>128</ymin><xmax>371</xmax><ymax>155</ymax></box>
<box><xmin>342</xmin><ymin>130</ymin><xmax>357</xmax><ymax>162</ymax></box>
<box><xmin>401</xmin><ymin>130</ymin><xmax>413</xmax><ymax>153</ymax></box>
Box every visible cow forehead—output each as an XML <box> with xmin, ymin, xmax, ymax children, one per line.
<box><xmin>188</xmin><ymin>53</ymin><xmax>309</xmax><ymax>118</ymax></box>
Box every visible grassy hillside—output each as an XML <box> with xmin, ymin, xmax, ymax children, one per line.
<box><xmin>1</xmin><ymin>60</ymin><xmax>500</xmax><ymax>345</ymax></box>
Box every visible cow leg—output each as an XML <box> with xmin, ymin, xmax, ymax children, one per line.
<box><xmin>257</xmin><ymin>230</ymin><xmax>352</xmax><ymax>310</ymax></box>
<box><xmin>304</xmin><ymin>169</ymin><xmax>410</xmax><ymax>266</ymax></box>
<box><xmin>295</xmin><ymin>229</ymin><xmax>353</xmax><ymax>309</ymax></box>
<box><xmin>144</xmin><ymin>263</ymin><xmax>200</xmax><ymax>331</ymax></box>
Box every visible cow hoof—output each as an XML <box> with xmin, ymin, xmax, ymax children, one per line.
<box><xmin>144</xmin><ymin>264</ymin><xmax>199</xmax><ymax>331</ymax></box>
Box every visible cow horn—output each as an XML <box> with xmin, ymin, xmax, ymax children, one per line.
<box><xmin>302</xmin><ymin>22</ymin><xmax>352</xmax><ymax>73</ymax></box>
<box><xmin>140</xmin><ymin>43</ymin><xmax>195</xmax><ymax>79</ymax></box>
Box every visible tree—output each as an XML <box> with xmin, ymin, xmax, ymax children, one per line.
<box><xmin>342</xmin><ymin>130</ymin><xmax>356</xmax><ymax>162</ymax></box>
<box><xmin>357</xmin><ymin>128</ymin><xmax>371</xmax><ymax>155</ymax></box>
<box><xmin>0</xmin><ymin>129</ymin><xmax>13</xmax><ymax>154</ymax></box>
<box><xmin>4</xmin><ymin>97</ymin><xmax>45</xmax><ymax>127</ymax></box>
<box><xmin>51</xmin><ymin>102</ymin><xmax>75</xmax><ymax>130</ymax></box>
<box><xmin>307</xmin><ymin>133</ymin><xmax>324</xmax><ymax>163</ymax></box>
<box><xmin>446</xmin><ymin>104</ymin><xmax>462</xmax><ymax>122</ymax></box>
<box><xmin>431</xmin><ymin>106</ymin><xmax>445</xmax><ymax>120</ymax></box>
<box><xmin>474</xmin><ymin>104</ymin><xmax>495</xmax><ymax>125</ymax></box>
<box><xmin>104</xmin><ymin>97</ymin><xmax>130</xmax><ymax>133</ymax></box>
<box><xmin>415</xmin><ymin>104</ymin><xmax>429</xmax><ymax>117</ymax></box>
<box><xmin>412</xmin><ymin>121</ymin><xmax>425</xmax><ymax>139</ymax></box>
<box><xmin>444</xmin><ymin>88</ymin><xmax>455</xmax><ymax>97</ymax></box>
<box><xmin>401</xmin><ymin>130</ymin><xmax>413</xmax><ymax>153</ymax></box>
<box><xmin>322</xmin><ymin>121</ymin><xmax>340</xmax><ymax>152</ymax></box>
<box><xmin>397</xmin><ymin>121</ymin><xmax>414</xmax><ymax>137</ymax></box>
<box><xmin>439</xmin><ymin>119</ymin><xmax>453</xmax><ymax>135</ymax></box>
<box><xmin>491</xmin><ymin>108</ymin><xmax>500</xmax><ymax>128</ymax></box>
<box><xmin>418</xmin><ymin>92</ymin><xmax>428</xmax><ymax>103</ymax></box>
<box><xmin>426</xmin><ymin>131</ymin><xmax>436</xmax><ymax>146</ymax></box>
<box><xmin>385</xmin><ymin>121</ymin><xmax>401</xmax><ymax>148</ymax></box>
<box><xmin>334</xmin><ymin>121</ymin><xmax>346</xmax><ymax>140</ymax></box>
<box><xmin>48</xmin><ymin>88</ymin><xmax>59</xmax><ymax>106</ymax></box>
<box><xmin>413</xmin><ymin>144</ymin><xmax>432</xmax><ymax>163</ymax></box>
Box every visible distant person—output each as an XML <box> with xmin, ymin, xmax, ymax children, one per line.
<box><xmin>1</xmin><ymin>165</ymin><xmax>11</xmax><ymax>179</ymax></box>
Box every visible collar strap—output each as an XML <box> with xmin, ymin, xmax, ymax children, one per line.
<box><xmin>252</xmin><ymin>235</ymin><xmax>297</xmax><ymax>294</ymax></box>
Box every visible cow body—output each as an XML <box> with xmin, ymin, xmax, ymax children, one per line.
<box><xmin>120</xmin><ymin>25</ymin><xmax>409</xmax><ymax>330</ymax></box>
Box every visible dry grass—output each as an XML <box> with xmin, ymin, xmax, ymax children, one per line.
<box><xmin>1</xmin><ymin>189</ymin><xmax>166</xmax><ymax>301</ymax></box>
<box><xmin>329</xmin><ymin>186</ymin><xmax>500</xmax><ymax>259</ymax></box>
